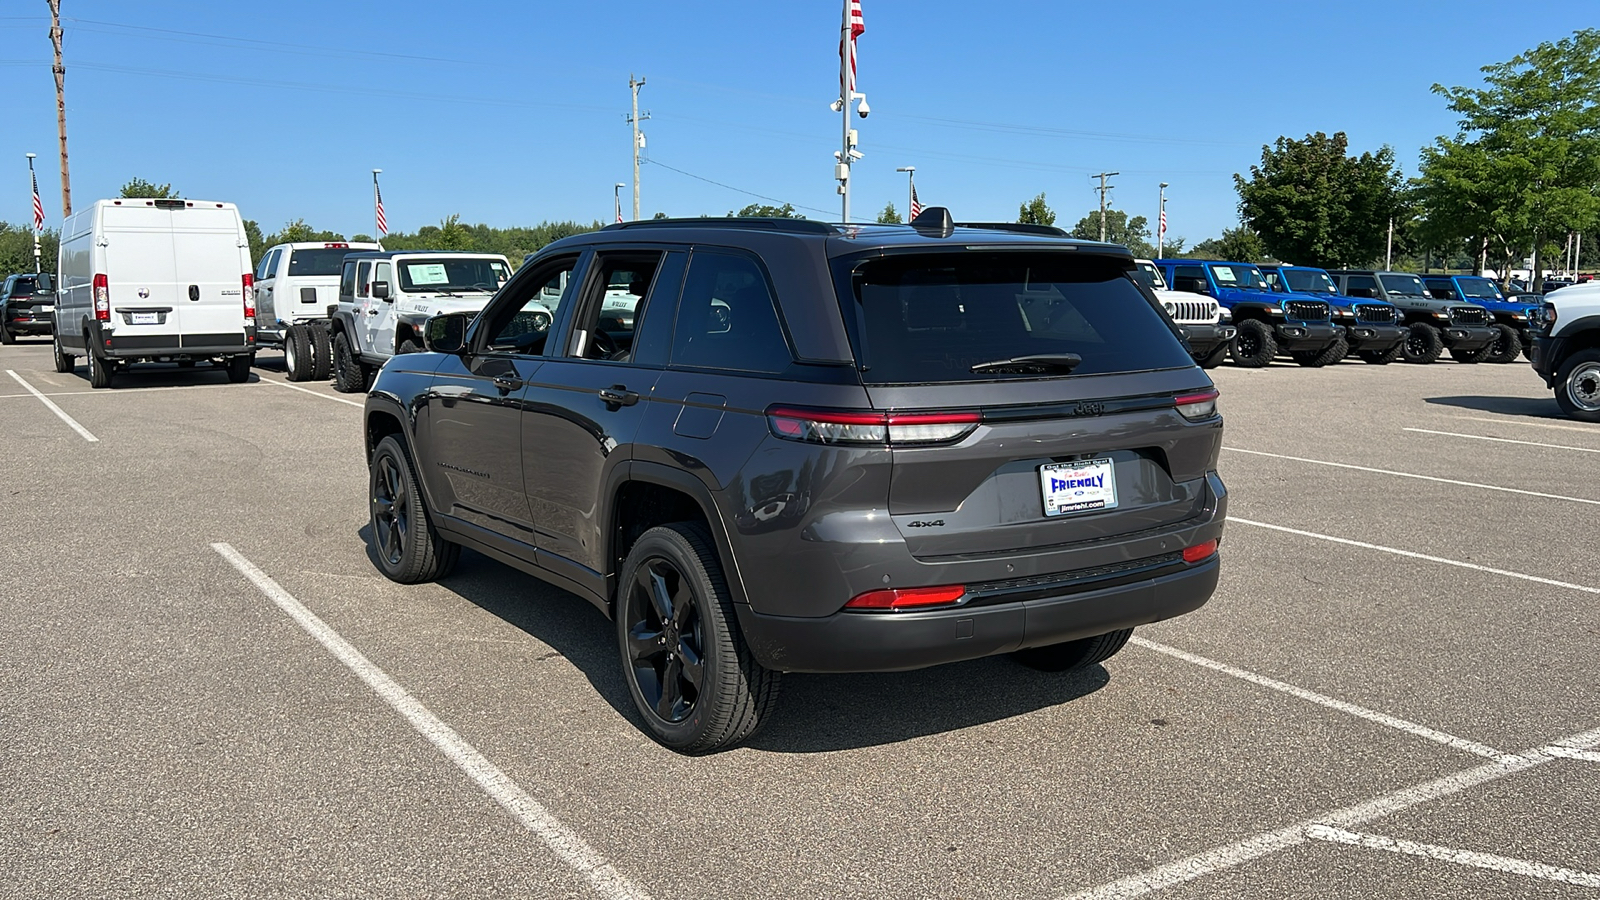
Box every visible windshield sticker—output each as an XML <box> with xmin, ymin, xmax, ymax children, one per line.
<box><xmin>407</xmin><ymin>263</ymin><xmax>449</xmax><ymax>285</ymax></box>
<box><xmin>1213</xmin><ymin>267</ymin><xmax>1237</xmax><ymax>284</ymax></box>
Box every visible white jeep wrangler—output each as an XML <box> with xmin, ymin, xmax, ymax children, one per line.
<box><xmin>1135</xmin><ymin>259</ymin><xmax>1235</xmax><ymax>369</ymax></box>
<box><xmin>325</xmin><ymin>251</ymin><xmax>513</xmax><ymax>393</ymax></box>
<box><xmin>1530</xmin><ymin>281</ymin><xmax>1600</xmax><ymax>420</ymax></box>
<box><xmin>253</xmin><ymin>240</ymin><xmax>383</xmax><ymax>381</ymax></box>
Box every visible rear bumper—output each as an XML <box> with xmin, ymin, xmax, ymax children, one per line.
<box><xmin>1273</xmin><ymin>321</ymin><xmax>1341</xmax><ymax>349</ymax></box>
<box><xmin>100</xmin><ymin>331</ymin><xmax>253</xmax><ymax>360</ymax></box>
<box><xmin>1342</xmin><ymin>323</ymin><xmax>1406</xmax><ymax>350</ymax></box>
<box><xmin>736</xmin><ymin>554</ymin><xmax>1219</xmax><ymax>673</ymax></box>
<box><xmin>4</xmin><ymin>314</ymin><xmax>53</xmax><ymax>335</ymax></box>
<box><xmin>1440</xmin><ymin>325</ymin><xmax>1497</xmax><ymax>350</ymax></box>
<box><xmin>1179</xmin><ymin>323</ymin><xmax>1236</xmax><ymax>355</ymax></box>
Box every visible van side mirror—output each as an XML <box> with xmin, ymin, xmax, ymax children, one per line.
<box><xmin>372</xmin><ymin>281</ymin><xmax>391</xmax><ymax>301</ymax></box>
<box><xmin>423</xmin><ymin>312</ymin><xmax>471</xmax><ymax>354</ymax></box>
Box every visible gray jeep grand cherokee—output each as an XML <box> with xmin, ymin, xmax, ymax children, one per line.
<box><xmin>362</xmin><ymin>209</ymin><xmax>1227</xmax><ymax>753</ymax></box>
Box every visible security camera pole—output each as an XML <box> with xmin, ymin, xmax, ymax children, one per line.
<box><xmin>835</xmin><ymin>0</ymin><xmax>866</xmax><ymax>223</ymax></box>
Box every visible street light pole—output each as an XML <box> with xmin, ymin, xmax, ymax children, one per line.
<box><xmin>26</xmin><ymin>153</ymin><xmax>41</xmax><ymax>274</ymax></box>
<box><xmin>895</xmin><ymin>166</ymin><xmax>915</xmax><ymax>221</ymax></box>
<box><xmin>1158</xmin><ymin>182</ymin><xmax>1168</xmax><ymax>259</ymax></box>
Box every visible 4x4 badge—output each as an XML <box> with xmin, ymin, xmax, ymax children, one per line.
<box><xmin>1074</xmin><ymin>401</ymin><xmax>1104</xmax><ymax>417</ymax></box>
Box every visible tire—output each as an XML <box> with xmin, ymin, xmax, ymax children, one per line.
<box><xmin>309</xmin><ymin>323</ymin><xmax>332</xmax><ymax>381</ymax></box>
<box><xmin>1553</xmin><ymin>348</ymin><xmax>1600</xmax><ymax>423</ymax></box>
<box><xmin>0</xmin><ymin>325</ymin><xmax>13</xmax><ymax>345</ymax></box>
<box><xmin>284</xmin><ymin>324</ymin><xmax>314</xmax><ymax>381</ymax></box>
<box><xmin>617</xmin><ymin>522</ymin><xmax>781</xmax><ymax>754</ymax></box>
<box><xmin>52</xmin><ymin>332</ymin><xmax>75</xmax><ymax>373</ymax></box>
<box><xmin>368</xmin><ymin>435</ymin><xmax>460</xmax><ymax>583</ymax></box>
<box><xmin>1401</xmin><ymin>322</ymin><xmax>1444</xmax><ymax>364</ymax></box>
<box><xmin>86</xmin><ymin>342</ymin><xmax>113</xmax><ymax>389</ymax></box>
<box><xmin>1358</xmin><ymin>343</ymin><xmax>1402</xmax><ymax>365</ymax></box>
<box><xmin>1230</xmin><ymin>319</ymin><xmax>1277</xmax><ymax>368</ymax></box>
<box><xmin>1486</xmin><ymin>324</ymin><xmax>1522</xmax><ymax>364</ymax></box>
<box><xmin>331</xmin><ymin>330</ymin><xmax>367</xmax><ymax>393</ymax></box>
<box><xmin>1013</xmin><ymin>628</ymin><xmax>1135</xmax><ymax>673</ymax></box>
<box><xmin>1291</xmin><ymin>335</ymin><xmax>1347</xmax><ymax>367</ymax></box>
<box><xmin>1195</xmin><ymin>342</ymin><xmax>1230</xmax><ymax>370</ymax></box>
<box><xmin>397</xmin><ymin>339</ymin><xmax>422</xmax><ymax>355</ymax></box>
<box><xmin>224</xmin><ymin>354</ymin><xmax>252</xmax><ymax>383</ymax></box>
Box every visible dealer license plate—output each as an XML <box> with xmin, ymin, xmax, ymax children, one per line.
<box><xmin>39</xmin><ymin>305</ymin><xmax>52</xmax><ymax>313</ymax></box>
<box><xmin>1040</xmin><ymin>458</ymin><xmax>1117</xmax><ymax>516</ymax></box>
<box><xmin>131</xmin><ymin>312</ymin><xmax>159</xmax><ymax>325</ymax></box>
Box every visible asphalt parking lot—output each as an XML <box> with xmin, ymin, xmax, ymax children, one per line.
<box><xmin>3</xmin><ymin>341</ymin><xmax>1598</xmax><ymax>899</ymax></box>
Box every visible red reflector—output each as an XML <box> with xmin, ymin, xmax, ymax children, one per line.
<box><xmin>1174</xmin><ymin>390</ymin><xmax>1219</xmax><ymax>407</ymax></box>
<box><xmin>1182</xmin><ymin>539</ymin><xmax>1218</xmax><ymax>563</ymax></box>
<box><xmin>845</xmin><ymin>584</ymin><xmax>966</xmax><ymax>610</ymax></box>
<box><xmin>324</xmin><ymin>242</ymin><xmax>349</xmax><ymax>248</ymax></box>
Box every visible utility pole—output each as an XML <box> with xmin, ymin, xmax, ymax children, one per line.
<box><xmin>1093</xmin><ymin>172</ymin><xmax>1119</xmax><ymax>242</ymax></box>
<box><xmin>628</xmin><ymin>75</ymin><xmax>648</xmax><ymax>222</ymax></box>
<box><xmin>47</xmin><ymin>0</ymin><xmax>70</xmax><ymax>220</ymax></box>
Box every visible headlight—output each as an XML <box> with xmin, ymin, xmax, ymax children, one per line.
<box><xmin>1163</xmin><ymin>301</ymin><xmax>1175</xmax><ymax>315</ymax></box>
<box><xmin>1433</xmin><ymin>311</ymin><xmax>1450</xmax><ymax>319</ymax></box>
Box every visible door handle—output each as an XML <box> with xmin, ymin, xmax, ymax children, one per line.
<box><xmin>367</xmin><ymin>309</ymin><xmax>380</xmax><ymax>315</ymax></box>
<box><xmin>493</xmin><ymin>375</ymin><xmax>524</xmax><ymax>393</ymax></box>
<box><xmin>598</xmin><ymin>385</ymin><xmax>639</xmax><ymax>409</ymax></box>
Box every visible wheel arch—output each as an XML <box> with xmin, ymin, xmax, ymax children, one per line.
<box><xmin>608</xmin><ymin>462</ymin><xmax>747</xmax><ymax>611</ymax></box>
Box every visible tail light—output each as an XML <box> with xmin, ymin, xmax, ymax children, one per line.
<box><xmin>766</xmin><ymin>407</ymin><xmax>979</xmax><ymax>446</ymax></box>
<box><xmin>93</xmin><ymin>273</ymin><xmax>110</xmax><ymax>321</ymax></box>
<box><xmin>844</xmin><ymin>584</ymin><xmax>966</xmax><ymax>611</ymax></box>
<box><xmin>1174</xmin><ymin>389</ymin><xmax>1219</xmax><ymax>421</ymax></box>
<box><xmin>242</xmin><ymin>273</ymin><xmax>255</xmax><ymax>319</ymax></box>
<box><xmin>1182</xmin><ymin>538</ymin><xmax>1219</xmax><ymax>563</ymax></box>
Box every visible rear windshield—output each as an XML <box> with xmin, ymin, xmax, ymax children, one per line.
<box><xmin>287</xmin><ymin>248</ymin><xmax>356</xmax><ymax>277</ymax></box>
<box><xmin>1455</xmin><ymin>277</ymin><xmax>1502</xmax><ymax>300</ymax></box>
<box><xmin>1284</xmin><ymin>268</ymin><xmax>1337</xmax><ymax>294</ymax></box>
<box><xmin>397</xmin><ymin>257</ymin><xmax>511</xmax><ymax>293</ymax></box>
<box><xmin>839</xmin><ymin>252</ymin><xmax>1193</xmax><ymax>384</ymax></box>
<box><xmin>1379</xmin><ymin>274</ymin><xmax>1430</xmax><ymax>298</ymax></box>
<box><xmin>10</xmin><ymin>274</ymin><xmax>53</xmax><ymax>293</ymax></box>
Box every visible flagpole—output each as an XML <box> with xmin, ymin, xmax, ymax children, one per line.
<box><xmin>26</xmin><ymin>153</ymin><xmax>41</xmax><ymax>274</ymax></box>
<box><xmin>839</xmin><ymin>0</ymin><xmax>852</xmax><ymax>223</ymax></box>
<box><xmin>1158</xmin><ymin>182</ymin><xmax>1167</xmax><ymax>259</ymax></box>
<box><xmin>372</xmin><ymin>169</ymin><xmax>383</xmax><ymax>237</ymax></box>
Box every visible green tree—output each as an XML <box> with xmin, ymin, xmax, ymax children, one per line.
<box><xmin>652</xmin><ymin>211</ymin><xmax>669</xmax><ymax>220</ymax></box>
<box><xmin>243</xmin><ymin>220</ymin><xmax>265</xmax><ymax>265</ymax></box>
<box><xmin>0</xmin><ymin>222</ymin><xmax>59</xmax><ymax>275</ymax></box>
<box><xmin>119</xmin><ymin>178</ymin><xmax>178</xmax><ymax>199</ymax></box>
<box><xmin>1071</xmin><ymin>208</ymin><xmax>1154</xmax><ymax>256</ymax></box>
<box><xmin>1017</xmin><ymin>192</ymin><xmax>1056</xmax><ymax>226</ymax></box>
<box><xmin>876</xmin><ymin>202</ymin><xmax>902</xmax><ymax>224</ymax></box>
<box><xmin>1234</xmin><ymin>132</ymin><xmax>1403</xmax><ymax>268</ymax></box>
<box><xmin>1190</xmin><ymin>225</ymin><xmax>1268</xmax><ymax>262</ymax></box>
<box><xmin>730</xmin><ymin>203</ymin><xmax>801</xmax><ymax>218</ymax></box>
<box><xmin>1415</xmin><ymin>29</ymin><xmax>1600</xmax><ymax>283</ymax></box>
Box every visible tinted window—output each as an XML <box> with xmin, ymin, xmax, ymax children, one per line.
<box><xmin>1343</xmin><ymin>274</ymin><xmax>1379</xmax><ymax>295</ymax></box>
<box><xmin>671</xmin><ymin>252</ymin><xmax>791</xmax><ymax>373</ymax></box>
<box><xmin>1171</xmin><ymin>265</ymin><xmax>1207</xmax><ymax>294</ymax></box>
<box><xmin>480</xmin><ymin>256</ymin><xmax>580</xmax><ymax>355</ymax></box>
<box><xmin>567</xmin><ymin>253</ymin><xmax>663</xmax><ymax>362</ymax></box>
<box><xmin>356</xmin><ymin>262</ymin><xmax>371</xmax><ymax>298</ymax></box>
<box><xmin>397</xmin><ymin>257</ymin><xmax>511</xmax><ymax>293</ymax></box>
<box><xmin>287</xmin><ymin>248</ymin><xmax>356</xmax><ymax>277</ymax></box>
<box><xmin>843</xmin><ymin>253</ymin><xmax>1192</xmax><ymax>385</ymax></box>
<box><xmin>339</xmin><ymin>261</ymin><xmax>357</xmax><ymax>299</ymax></box>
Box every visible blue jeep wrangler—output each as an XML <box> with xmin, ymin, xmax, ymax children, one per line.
<box><xmin>1421</xmin><ymin>274</ymin><xmax>1533</xmax><ymax>364</ymax></box>
<box><xmin>1154</xmin><ymin>259</ymin><xmax>1343</xmax><ymax>367</ymax></box>
<box><xmin>1259</xmin><ymin>264</ymin><xmax>1407</xmax><ymax>364</ymax></box>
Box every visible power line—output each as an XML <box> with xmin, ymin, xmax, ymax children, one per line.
<box><xmin>642</xmin><ymin>157</ymin><xmax>835</xmax><ymax>217</ymax></box>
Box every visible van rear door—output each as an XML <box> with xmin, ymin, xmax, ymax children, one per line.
<box><xmin>169</xmin><ymin>204</ymin><xmax>248</xmax><ymax>345</ymax></box>
<box><xmin>101</xmin><ymin>204</ymin><xmax>184</xmax><ymax>342</ymax></box>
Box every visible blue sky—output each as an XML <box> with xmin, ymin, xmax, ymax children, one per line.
<box><xmin>0</xmin><ymin>1</ymin><xmax>1593</xmax><ymax>245</ymax></box>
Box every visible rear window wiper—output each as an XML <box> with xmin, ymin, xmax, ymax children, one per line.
<box><xmin>970</xmin><ymin>353</ymin><xmax>1082</xmax><ymax>373</ymax></box>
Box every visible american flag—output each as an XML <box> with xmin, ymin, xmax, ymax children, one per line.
<box><xmin>1158</xmin><ymin>207</ymin><xmax>1167</xmax><ymax>244</ymax></box>
<box><xmin>840</xmin><ymin>0</ymin><xmax>864</xmax><ymax>97</ymax></box>
<box><xmin>375</xmin><ymin>180</ymin><xmax>388</xmax><ymax>236</ymax></box>
<box><xmin>31</xmin><ymin>166</ymin><xmax>45</xmax><ymax>232</ymax></box>
<box><xmin>909</xmin><ymin>181</ymin><xmax>923</xmax><ymax>219</ymax></box>
<box><xmin>615</xmin><ymin>192</ymin><xmax>623</xmax><ymax>224</ymax></box>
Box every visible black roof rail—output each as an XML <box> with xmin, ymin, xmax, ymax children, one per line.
<box><xmin>956</xmin><ymin>221</ymin><xmax>1070</xmax><ymax>238</ymax></box>
<box><xmin>603</xmin><ymin>217</ymin><xmax>840</xmax><ymax>235</ymax></box>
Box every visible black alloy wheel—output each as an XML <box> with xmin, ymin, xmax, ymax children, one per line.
<box><xmin>623</xmin><ymin>557</ymin><xmax>707</xmax><ymax>725</ymax></box>
<box><xmin>1229</xmin><ymin>319</ymin><xmax>1277</xmax><ymax>368</ymax></box>
<box><xmin>367</xmin><ymin>435</ymin><xmax>459</xmax><ymax>583</ymax></box>
<box><xmin>52</xmin><ymin>332</ymin><xmax>75</xmax><ymax>373</ymax></box>
<box><xmin>1486</xmin><ymin>324</ymin><xmax>1522</xmax><ymax>364</ymax></box>
<box><xmin>372</xmin><ymin>450</ymin><xmax>410</xmax><ymax>570</ymax></box>
<box><xmin>1402</xmin><ymin>322</ymin><xmax>1444</xmax><ymax>364</ymax></box>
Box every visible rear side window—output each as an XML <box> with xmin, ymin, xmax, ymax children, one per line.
<box><xmin>287</xmin><ymin>248</ymin><xmax>354</xmax><ymax>277</ymax></box>
<box><xmin>339</xmin><ymin>261</ymin><xmax>357</xmax><ymax>299</ymax></box>
<box><xmin>671</xmin><ymin>251</ymin><xmax>791</xmax><ymax>374</ymax></box>
<box><xmin>1343</xmin><ymin>274</ymin><xmax>1380</xmax><ymax>296</ymax></box>
<box><xmin>841</xmin><ymin>253</ymin><xmax>1192</xmax><ymax>384</ymax></box>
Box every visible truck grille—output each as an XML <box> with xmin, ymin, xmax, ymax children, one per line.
<box><xmin>1353</xmin><ymin>303</ymin><xmax>1396</xmax><ymax>324</ymax></box>
<box><xmin>1285</xmin><ymin>300</ymin><xmax>1330</xmax><ymax>321</ymax></box>
<box><xmin>1168</xmin><ymin>299</ymin><xmax>1217</xmax><ymax>324</ymax></box>
<box><xmin>1449</xmin><ymin>306</ymin><xmax>1488</xmax><ymax>327</ymax></box>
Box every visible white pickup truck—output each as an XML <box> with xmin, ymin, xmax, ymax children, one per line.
<box><xmin>324</xmin><ymin>250</ymin><xmax>513</xmax><ymax>392</ymax></box>
<box><xmin>1135</xmin><ymin>259</ymin><xmax>1235</xmax><ymax>369</ymax></box>
<box><xmin>1530</xmin><ymin>281</ymin><xmax>1600</xmax><ymax>420</ymax></box>
<box><xmin>253</xmin><ymin>240</ymin><xmax>383</xmax><ymax>381</ymax></box>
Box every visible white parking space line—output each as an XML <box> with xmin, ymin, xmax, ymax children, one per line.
<box><xmin>1404</xmin><ymin>427</ymin><xmax>1600</xmax><ymax>454</ymax></box>
<box><xmin>6</xmin><ymin>370</ymin><xmax>98</xmax><ymax>442</ymax></box>
<box><xmin>1450</xmin><ymin>415</ymin><xmax>1600</xmax><ymax>435</ymax></box>
<box><xmin>1543</xmin><ymin>745</ymin><xmax>1600</xmax><ymax>764</ymax></box>
<box><xmin>1131</xmin><ymin>637</ymin><xmax>1511</xmax><ymax>761</ymax></box>
<box><xmin>1305</xmin><ymin>825</ymin><xmax>1600</xmax><ymax>889</ymax></box>
<box><xmin>210</xmin><ymin>543</ymin><xmax>651</xmax><ymax>900</ymax></box>
<box><xmin>1223</xmin><ymin>447</ymin><xmax>1600</xmax><ymax>506</ymax></box>
<box><xmin>1060</xmin><ymin>725</ymin><xmax>1600</xmax><ymax>900</ymax></box>
<box><xmin>1229</xmin><ymin>518</ymin><xmax>1600</xmax><ymax>596</ymax></box>
<box><xmin>257</xmin><ymin>377</ymin><xmax>364</xmax><ymax>408</ymax></box>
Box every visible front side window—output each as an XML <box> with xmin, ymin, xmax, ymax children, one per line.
<box><xmin>356</xmin><ymin>262</ymin><xmax>372</xmax><ymax>298</ymax></box>
<box><xmin>479</xmin><ymin>255</ymin><xmax>581</xmax><ymax>355</ymax></box>
<box><xmin>671</xmin><ymin>252</ymin><xmax>791</xmax><ymax>374</ymax></box>
<box><xmin>840</xmin><ymin>252</ymin><xmax>1192</xmax><ymax>385</ymax></box>
<box><xmin>1171</xmin><ymin>265</ymin><xmax>1208</xmax><ymax>294</ymax></box>
<box><xmin>397</xmin><ymin>257</ymin><xmax>511</xmax><ymax>293</ymax></box>
<box><xmin>255</xmin><ymin>250</ymin><xmax>278</xmax><ymax>281</ymax></box>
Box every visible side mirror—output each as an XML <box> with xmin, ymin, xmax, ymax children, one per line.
<box><xmin>423</xmin><ymin>311</ymin><xmax>471</xmax><ymax>354</ymax></box>
<box><xmin>372</xmin><ymin>281</ymin><xmax>391</xmax><ymax>301</ymax></box>
<box><xmin>1347</xmin><ymin>287</ymin><xmax>1375</xmax><ymax>299</ymax></box>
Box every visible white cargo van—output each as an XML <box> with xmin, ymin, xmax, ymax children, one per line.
<box><xmin>53</xmin><ymin>198</ymin><xmax>257</xmax><ymax>388</ymax></box>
